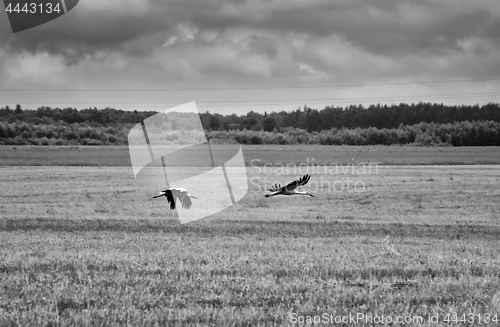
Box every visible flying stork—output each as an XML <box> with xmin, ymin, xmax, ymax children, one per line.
<box><xmin>153</xmin><ymin>188</ymin><xmax>198</xmax><ymax>209</ymax></box>
<box><xmin>265</xmin><ymin>174</ymin><xmax>315</xmax><ymax>198</ymax></box>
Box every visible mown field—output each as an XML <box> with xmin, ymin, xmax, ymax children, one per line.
<box><xmin>1</xmin><ymin>146</ymin><xmax>500</xmax><ymax>326</ymax></box>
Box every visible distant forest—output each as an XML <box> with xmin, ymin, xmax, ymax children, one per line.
<box><xmin>1</xmin><ymin>102</ymin><xmax>500</xmax><ymax>146</ymax></box>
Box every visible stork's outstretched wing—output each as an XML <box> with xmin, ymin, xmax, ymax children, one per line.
<box><xmin>163</xmin><ymin>189</ymin><xmax>176</xmax><ymax>209</ymax></box>
<box><xmin>155</xmin><ymin>188</ymin><xmax>196</xmax><ymax>210</ymax></box>
<box><xmin>170</xmin><ymin>188</ymin><xmax>194</xmax><ymax>210</ymax></box>
<box><xmin>178</xmin><ymin>194</ymin><xmax>193</xmax><ymax>209</ymax></box>
<box><xmin>283</xmin><ymin>174</ymin><xmax>311</xmax><ymax>192</ymax></box>
<box><xmin>268</xmin><ymin>183</ymin><xmax>283</xmax><ymax>192</ymax></box>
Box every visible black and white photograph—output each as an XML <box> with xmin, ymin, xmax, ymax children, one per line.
<box><xmin>1</xmin><ymin>0</ymin><xmax>500</xmax><ymax>325</ymax></box>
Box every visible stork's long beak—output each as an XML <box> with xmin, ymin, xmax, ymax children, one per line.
<box><xmin>153</xmin><ymin>192</ymin><xmax>164</xmax><ymax>198</ymax></box>
<box><xmin>190</xmin><ymin>195</ymin><xmax>198</xmax><ymax>199</ymax></box>
<box><xmin>309</xmin><ymin>193</ymin><xmax>315</xmax><ymax>197</ymax></box>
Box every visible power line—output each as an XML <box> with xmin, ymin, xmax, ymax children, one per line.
<box><xmin>1</xmin><ymin>77</ymin><xmax>500</xmax><ymax>92</ymax></box>
<box><xmin>109</xmin><ymin>93</ymin><xmax>500</xmax><ymax>107</ymax></box>
<box><xmin>3</xmin><ymin>91</ymin><xmax>500</xmax><ymax>107</ymax></box>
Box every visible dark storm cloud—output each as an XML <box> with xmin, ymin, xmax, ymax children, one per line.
<box><xmin>2</xmin><ymin>0</ymin><xmax>499</xmax><ymax>61</ymax></box>
<box><xmin>179</xmin><ymin>0</ymin><xmax>500</xmax><ymax>56</ymax></box>
<box><xmin>1</xmin><ymin>0</ymin><xmax>499</xmax><ymax>89</ymax></box>
<box><xmin>0</xmin><ymin>0</ymin><xmax>176</xmax><ymax>62</ymax></box>
<box><xmin>246</xmin><ymin>35</ymin><xmax>278</xmax><ymax>58</ymax></box>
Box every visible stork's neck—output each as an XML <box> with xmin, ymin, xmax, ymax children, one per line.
<box><xmin>294</xmin><ymin>190</ymin><xmax>310</xmax><ymax>195</ymax></box>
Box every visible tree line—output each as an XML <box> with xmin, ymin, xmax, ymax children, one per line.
<box><xmin>0</xmin><ymin>102</ymin><xmax>499</xmax><ymax>146</ymax></box>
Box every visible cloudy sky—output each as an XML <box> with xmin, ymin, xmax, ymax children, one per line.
<box><xmin>1</xmin><ymin>0</ymin><xmax>500</xmax><ymax>115</ymax></box>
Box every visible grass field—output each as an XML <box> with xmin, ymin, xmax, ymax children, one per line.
<box><xmin>1</xmin><ymin>144</ymin><xmax>500</xmax><ymax>166</ymax></box>
<box><xmin>1</xmin><ymin>152</ymin><xmax>500</xmax><ymax>326</ymax></box>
